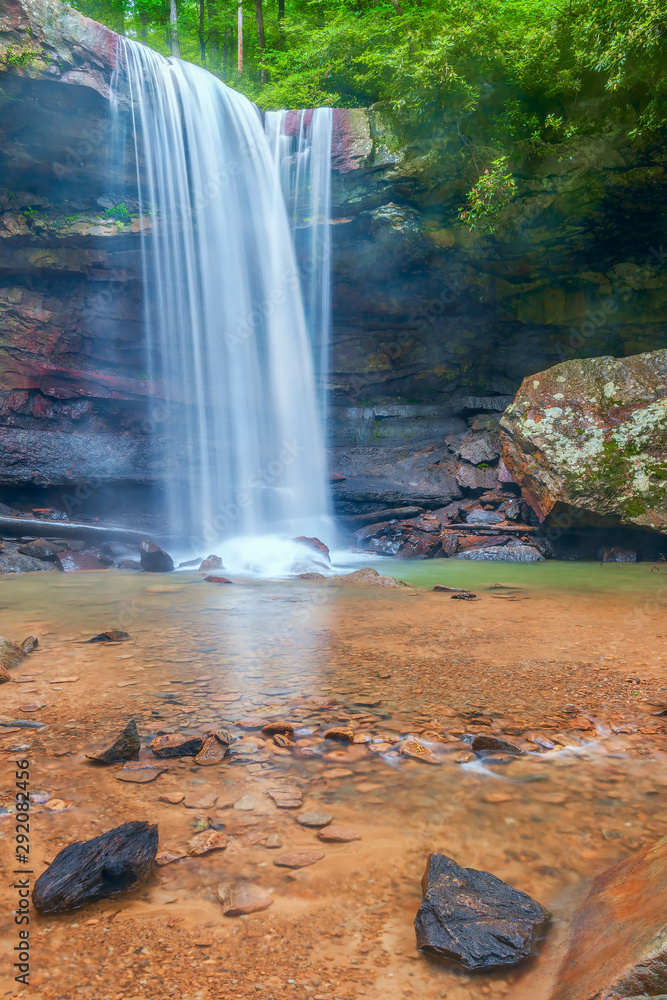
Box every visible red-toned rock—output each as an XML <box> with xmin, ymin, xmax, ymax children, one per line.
<box><xmin>204</xmin><ymin>575</ymin><xmax>233</xmax><ymax>584</ymax></box>
<box><xmin>550</xmin><ymin>835</ymin><xmax>667</xmax><ymax>1000</ymax></box>
<box><xmin>199</xmin><ymin>554</ymin><xmax>224</xmax><ymax>572</ymax></box>
<box><xmin>292</xmin><ymin>536</ymin><xmax>330</xmax><ymax>562</ymax></box>
<box><xmin>56</xmin><ymin>550</ymin><xmax>107</xmax><ymax>572</ymax></box>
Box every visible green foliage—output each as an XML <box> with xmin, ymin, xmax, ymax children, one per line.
<box><xmin>103</xmin><ymin>203</ymin><xmax>132</xmax><ymax>223</ymax></box>
<box><xmin>68</xmin><ymin>0</ymin><xmax>667</xmax><ymax>149</ymax></box>
<box><xmin>459</xmin><ymin>156</ymin><xmax>517</xmax><ymax>230</ymax></box>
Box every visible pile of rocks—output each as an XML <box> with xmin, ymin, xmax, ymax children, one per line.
<box><xmin>349</xmin><ymin>490</ymin><xmax>549</xmax><ymax>562</ymax></box>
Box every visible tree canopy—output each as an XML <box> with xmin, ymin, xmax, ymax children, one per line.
<box><xmin>71</xmin><ymin>0</ymin><xmax>666</xmax><ymax>133</ymax></box>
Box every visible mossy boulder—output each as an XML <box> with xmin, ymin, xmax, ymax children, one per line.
<box><xmin>499</xmin><ymin>350</ymin><xmax>667</xmax><ymax>533</ymax></box>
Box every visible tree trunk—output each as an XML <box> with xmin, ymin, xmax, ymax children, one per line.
<box><xmin>199</xmin><ymin>0</ymin><xmax>206</xmax><ymax>61</ymax></box>
<box><xmin>223</xmin><ymin>27</ymin><xmax>230</xmax><ymax>78</ymax></box>
<box><xmin>255</xmin><ymin>0</ymin><xmax>267</xmax><ymax>83</ymax></box>
<box><xmin>169</xmin><ymin>0</ymin><xmax>180</xmax><ymax>57</ymax></box>
<box><xmin>278</xmin><ymin>0</ymin><xmax>285</xmax><ymax>25</ymax></box>
<box><xmin>139</xmin><ymin>10</ymin><xmax>147</xmax><ymax>42</ymax></box>
<box><xmin>237</xmin><ymin>0</ymin><xmax>243</xmax><ymax>74</ymax></box>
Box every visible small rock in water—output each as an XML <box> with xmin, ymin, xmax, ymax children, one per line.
<box><xmin>20</xmin><ymin>636</ymin><xmax>39</xmax><ymax>654</ymax></box>
<box><xmin>433</xmin><ymin>585</ymin><xmax>468</xmax><ymax>593</ymax></box>
<box><xmin>274</xmin><ymin>850</ymin><xmax>324</xmax><ymax>869</ymax></box>
<box><xmin>155</xmin><ymin>851</ymin><xmax>183</xmax><ymax>867</ymax></box>
<box><xmin>400</xmin><ymin>738</ymin><xmax>441</xmax><ymax>765</ymax></box>
<box><xmin>178</xmin><ymin>557</ymin><xmax>202</xmax><ymax>568</ymax></box>
<box><xmin>415</xmin><ymin>852</ymin><xmax>550</xmax><ymax>969</ymax></box>
<box><xmin>199</xmin><ymin>554</ymin><xmax>224</xmax><ymax>572</ymax></box>
<box><xmin>194</xmin><ymin>731</ymin><xmax>232</xmax><ymax>765</ymax></box>
<box><xmin>184</xmin><ymin>791</ymin><xmax>217</xmax><ymax>809</ymax></box>
<box><xmin>56</xmin><ymin>551</ymin><xmax>108</xmax><ymax>572</ymax></box>
<box><xmin>264</xmin><ymin>834</ymin><xmax>282</xmax><ymax>848</ymax></box>
<box><xmin>86</xmin><ymin>630</ymin><xmax>131</xmax><ymax>643</ymax></box>
<box><xmin>234</xmin><ymin>794</ymin><xmax>259</xmax><ymax>811</ymax></box>
<box><xmin>204</xmin><ymin>575</ymin><xmax>234</xmax><ymax>584</ymax></box>
<box><xmin>86</xmin><ymin>719</ymin><xmax>140</xmax><ymax>765</ymax></box>
<box><xmin>318</xmin><ymin>825</ymin><xmax>360</xmax><ymax>843</ymax></box>
<box><xmin>267</xmin><ymin>786</ymin><xmax>303</xmax><ymax>809</ymax></box>
<box><xmin>33</xmin><ymin>821</ymin><xmax>158</xmax><ymax>913</ymax></box>
<box><xmin>117</xmin><ymin>559</ymin><xmax>143</xmax><ymax>571</ymax></box>
<box><xmin>472</xmin><ymin>734</ymin><xmax>524</xmax><ymax>756</ymax></box>
<box><xmin>159</xmin><ymin>792</ymin><xmax>185</xmax><ymax>805</ymax></box>
<box><xmin>150</xmin><ymin>733</ymin><xmax>205</xmax><ymax>758</ymax></box>
<box><xmin>297</xmin><ymin>572</ymin><xmax>326</xmax><ymax>580</ymax></box>
<box><xmin>115</xmin><ymin>762</ymin><xmax>167</xmax><ymax>783</ymax></box>
<box><xmin>139</xmin><ymin>539</ymin><xmax>174</xmax><ymax>573</ymax></box>
<box><xmin>297</xmin><ymin>811</ymin><xmax>333</xmax><ymax>828</ymax></box>
<box><xmin>0</xmin><ymin>636</ymin><xmax>28</xmax><ymax>671</ymax></box>
<box><xmin>261</xmin><ymin>721</ymin><xmax>294</xmax><ymax>737</ymax></box>
<box><xmin>324</xmin><ymin>726</ymin><xmax>354</xmax><ymax>742</ymax></box>
<box><xmin>292</xmin><ymin>536</ymin><xmax>330</xmax><ymax>562</ymax></box>
<box><xmin>218</xmin><ymin>882</ymin><xmax>273</xmax><ymax>915</ymax></box>
<box><xmin>451</xmin><ymin>592</ymin><xmax>478</xmax><ymax>600</ymax></box>
<box><xmin>188</xmin><ymin>829</ymin><xmax>229</xmax><ymax>856</ymax></box>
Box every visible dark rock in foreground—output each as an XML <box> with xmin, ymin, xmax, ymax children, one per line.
<box><xmin>85</xmin><ymin>719</ymin><xmax>140</xmax><ymax>764</ymax></box>
<box><xmin>415</xmin><ymin>852</ymin><xmax>550</xmax><ymax>970</ymax></box>
<box><xmin>33</xmin><ymin>821</ymin><xmax>158</xmax><ymax>912</ymax></box>
<box><xmin>139</xmin><ymin>540</ymin><xmax>174</xmax><ymax>573</ymax></box>
<box><xmin>550</xmin><ymin>834</ymin><xmax>667</xmax><ymax>1000</ymax></box>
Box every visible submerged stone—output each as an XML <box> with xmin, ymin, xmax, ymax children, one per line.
<box><xmin>415</xmin><ymin>852</ymin><xmax>550</xmax><ymax>970</ymax></box>
<box><xmin>149</xmin><ymin>733</ymin><xmax>204</xmax><ymax>758</ymax></box>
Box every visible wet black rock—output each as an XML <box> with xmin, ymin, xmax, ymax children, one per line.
<box><xmin>33</xmin><ymin>820</ymin><xmax>158</xmax><ymax>912</ymax></box>
<box><xmin>415</xmin><ymin>852</ymin><xmax>550</xmax><ymax>970</ymax></box>
<box><xmin>85</xmin><ymin>718</ymin><xmax>140</xmax><ymax>764</ymax></box>
<box><xmin>139</xmin><ymin>539</ymin><xmax>174</xmax><ymax>573</ymax></box>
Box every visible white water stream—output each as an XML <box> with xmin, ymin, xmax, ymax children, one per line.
<box><xmin>111</xmin><ymin>41</ymin><xmax>333</xmax><ymax>573</ymax></box>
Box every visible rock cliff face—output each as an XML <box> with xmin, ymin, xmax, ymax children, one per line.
<box><xmin>500</xmin><ymin>350</ymin><xmax>667</xmax><ymax>534</ymax></box>
<box><xmin>1</xmin><ymin>0</ymin><xmax>666</xmax><ymax>526</ymax></box>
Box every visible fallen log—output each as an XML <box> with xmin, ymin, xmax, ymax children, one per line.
<box><xmin>339</xmin><ymin>507</ymin><xmax>425</xmax><ymax>526</ymax></box>
<box><xmin>33</xmin><ymin>820</ymin><xmax>158</xmax><ymax>912</ymax></box>
<box><xmin>0</xmin><ymin>516</ymin><xmax>155</xmax><ymax>546</ymax></box>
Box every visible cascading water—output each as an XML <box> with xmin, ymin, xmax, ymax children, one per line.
<box><xmin>110</xmin><ymin>41</ymin><xmax>333</xmax><ymax>573</ymax></box>
<box><xmin>265</xmin><ymin>110</ymin><xmax>333</xmax><ymax>418</ymax></box>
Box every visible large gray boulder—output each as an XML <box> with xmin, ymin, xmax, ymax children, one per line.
<box><xmin>500</xmin><ymin>350</ymin><xmax>667</xmax><ymax>532</ymax></box>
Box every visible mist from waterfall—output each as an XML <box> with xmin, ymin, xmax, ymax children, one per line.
<box><xmin>111</xmin><ymin>40</ymin><xmax>333</xmax><ymax>573</ymax></box>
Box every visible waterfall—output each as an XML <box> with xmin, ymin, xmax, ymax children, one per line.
<box><xmin>110</xmin><ymin>40</ymin><xmax>333</xmax><ymax>571</ymax></box>
<box><xmin>264</xmin><ymin>109</ymin><xmax>333</xmax><ymax>418</ymax></box>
